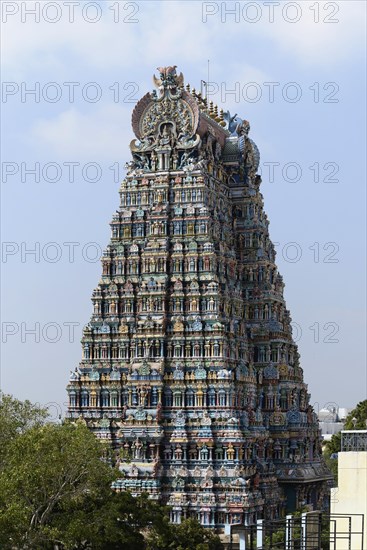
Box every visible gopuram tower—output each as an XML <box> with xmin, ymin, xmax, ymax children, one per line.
<box><xmin>67</xmin><ymin>66</ymin><xmax>331</xmax><ymax>527</ymax></box>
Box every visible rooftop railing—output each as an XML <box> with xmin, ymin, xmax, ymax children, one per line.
<box><xmin>224</xmin><ymin>511</ymin><xmax>365</xmax><ymax>549</ymax></box>
<box><xmin>341</xmin><ymin>430</ymin><xmax>367</xmax><ymax>452</ymax></box>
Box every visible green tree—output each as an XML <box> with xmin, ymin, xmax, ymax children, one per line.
<box><xmin>0</xmin><ymin>391</ymin><xmax>48</xmax><ymax>466</ymax></box>
<box><xmin>343</xmin><ymin>400</ymin><xmax>367</xmax><ymax>430</ymax></box>
<box><xmin>50</xmin><ymin>490</ymin><xmax>174</xmax><ymax>550</ymax></box>
<box><xmin>323</xmin><ymin>431</ymin><xmax>340</xmax><ymax>481</ymax></box>
<box><xmin>146</xmin><ymin>517</ymin><xmax>223</xmax><ymax>550</ymax></box>
<box><xmin>0</xmin><ymin>421</ymin><xmax>116</xmax><ymax>548</ymax></box>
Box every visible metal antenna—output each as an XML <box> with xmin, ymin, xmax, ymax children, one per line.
<box><xmin>207</xmin><ymin>59</ymin><xmax>210</xmax><ymax>103</ymax></box>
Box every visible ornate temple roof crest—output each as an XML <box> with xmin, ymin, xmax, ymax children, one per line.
<box><xmin>130</xmin><ymin>65</ymin><xmax>200</xmax><ymax>168</ymax></box>
<box><xmin>153</xmin><ymin>65</ymin><xmax>184</xmax><ymax>95</ymax></box>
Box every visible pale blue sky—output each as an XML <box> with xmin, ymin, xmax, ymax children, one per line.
<box><xmin>1</xmin><ymin>1</ymin><xmax>366</xmax><ymax>418</ymax></box>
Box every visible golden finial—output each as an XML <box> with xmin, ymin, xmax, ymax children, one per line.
<box><xmin>219</xmin><ymin>108</ymin><xmax>226</xmax><ymax>126</ymax></box>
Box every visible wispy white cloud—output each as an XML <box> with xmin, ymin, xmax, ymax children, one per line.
<box><xmin>252</xmin><ymin>0</ymin><xmax>365</xmax><ymax>65</ymax></box>
<box><xmin>31</xmin><ymin>104</ymin><xmax>132</xmax><ymax>161</ymax></box>
<box><xmin>2</xmin><ymin>0</ymin><xmax>365</xmax><ymax>82</ymax></box>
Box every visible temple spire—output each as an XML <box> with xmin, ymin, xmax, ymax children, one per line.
<box><xmin>67</xmin><ymin>65</ymin><xmax>332</xmax><ymax>529</ymax></box>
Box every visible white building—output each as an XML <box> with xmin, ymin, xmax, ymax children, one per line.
<box><xmin>330</xmin><ymin>430</ymin><xmax>367</xmax><ymax>549</ymax></box>
<box><xmin>318</xmin><ymin>406</ymin><xmax>350</xmax><ymax>441</ymax></box>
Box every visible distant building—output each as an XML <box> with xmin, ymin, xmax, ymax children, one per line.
<box><xmin>318</xmin><ymin>406</ymin><xmax>350</xmax><ymax>441</ymax></box>
<box><xmin>66</xmin><ymin>65</ymin><xmax>332</xmax><ymax>528</ymax></box>
<box><xmin>337</xmin><ymin>408</ymin><xmax>350</xmax><ymax>422</ymax></box>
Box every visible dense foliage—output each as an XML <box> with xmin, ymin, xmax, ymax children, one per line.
<box><xmin>0</xmin><ymin>393</ymin><xmax>48</xmax><ymax>466</ymax></box>
<box><xmin>0</xmin><ymin>392</ymin><xmax>223</xmax><ymax>550</ymax></box>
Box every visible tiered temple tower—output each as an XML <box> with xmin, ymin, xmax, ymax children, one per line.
<box><xmin>67</xmin><ymin>66</ymin><xmax>331</xmax><ymax>527</ymax></box>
